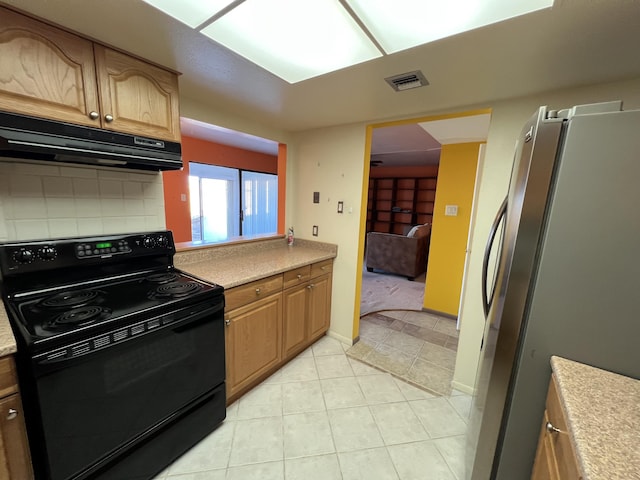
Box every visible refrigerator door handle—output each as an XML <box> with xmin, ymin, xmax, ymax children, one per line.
<box><xmin>482</xmin><ymin>197</ymin><xmax>508</xmax><ymax>318</ymax></box>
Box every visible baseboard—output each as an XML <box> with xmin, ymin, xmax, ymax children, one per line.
<box><xmin>422</xmin><ymin>307</ymin><xmax>458</xmax><ymax>321</ymax></box>
<box><xmin>327</xmin><ymin>330</ymin><xmax>356</xmax><ymax>346</ymax></box>
<box><xmin>451</xmin><ymin>380</ymin><xmax>475</xmax><ymax>395</ymax></box>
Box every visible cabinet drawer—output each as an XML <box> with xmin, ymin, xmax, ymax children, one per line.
<box><xmin>546</xmin><ymin>375</ymin><xmax>581</xmax><ymax>480</ymax></box>
<box><xmin>283</xmin><ymin>266</ymin><xmax>311</xmax><ymax>289</ymax></box>
<box><xmin>0</xmin><ymin>356</ymin><xmax>18</xmax><ymax>398</ymax></box>
<box><xmin>225</xmin><ymin>274</ymin><xmax>283</xmax><ymax>311</ymax></box>
<box><xmin>311</xmin><ymin>260</ymin><xmax>333</xmax><ymax>278</ymax></box>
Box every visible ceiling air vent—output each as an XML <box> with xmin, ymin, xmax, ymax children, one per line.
<box><xmin>385</xmin><ymin>70</ymin><xmax>429</xmax><ymax>92</ymax></box>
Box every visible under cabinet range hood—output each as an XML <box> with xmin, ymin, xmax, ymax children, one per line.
<box><xmin>0</xmin><ymin>111</ymin><xmax>182</xmax><ymax>171</ymax></box>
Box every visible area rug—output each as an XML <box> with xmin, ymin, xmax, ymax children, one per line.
<box><xmin>360</xmin><ymin>267</ymin><xmax>426</xmax><ymax>316</ymax></box>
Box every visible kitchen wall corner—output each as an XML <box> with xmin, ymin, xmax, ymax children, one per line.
<box><xmin>0</xmin><ymin>158</ymin><xmax>166</xmax><ymax>241</ymax></box>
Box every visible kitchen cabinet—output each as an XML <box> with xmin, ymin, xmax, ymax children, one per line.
<box><xmin>0</xmin><ymin>6</ymin><xmax>181</xmax><ymax>142</ymax></box>
<box><xmin>531</xmin><ymin>375</ymin><xmax>581</xmax><ymax>480</ymax></box>
<box><xmin>0</xmin><ymin>356</ymin><xmax>33</xmax><ymax>480</ymax></box>
<box><xmin>223</xmin><ymin>259</ymin><xmax>334</xmax><ymax>403</ymax></box>
<box><xmin>224</xmin><ymin>275</ymin><xmax>283</xmax><ymax>403</ymax></box>
<box><xmin>283</xmin><ymin>260</ymin><xmax>333</xmax><ymax>359</ymax></box>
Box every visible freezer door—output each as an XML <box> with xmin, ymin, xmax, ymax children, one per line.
<box><xmin>467</xmin><ymin>107</ymin><xmax>564</xmax><ymax>480</ymax></box>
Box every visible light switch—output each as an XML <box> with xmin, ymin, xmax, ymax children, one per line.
<box><xmin>313</xmin><ymin>192</ymin><xmax>320</xmax><ymax>203</ymax></box>
<box><xmin>180</xmin><ymin>193</ymin><xmax>187</xmax><ymax>202</ymax></box>
<box><xmin>337</xmin><ymin>201</ymin><xmax>344</xmax><ymax>214</ymax></box>
<box><xmin>312</xmin><ymin>225</ymin><xmax>318</xmax><ymax>236</ymax></box>
<box><xmin>445</xmin><ymin>205</ymin><xmax>458</xmax><ymax>216</ymax></box>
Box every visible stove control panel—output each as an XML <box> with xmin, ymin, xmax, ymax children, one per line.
<box><xmin>0</xmin><ymin>231</ymin><xmax>176</xmax><ymax>275</ymax></box>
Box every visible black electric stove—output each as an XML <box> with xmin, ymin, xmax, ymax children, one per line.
<box><xmin>0</xmin><ymin>231</ymin><xmax>227</xmax><ymax>480</ymax></box>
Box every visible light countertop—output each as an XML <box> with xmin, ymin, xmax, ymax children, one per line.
<box><xmin>550</xmin><ymin>356</ymin><xmax>640</xmax><ymax>480</ymax></box>
<box><xmin>0</xmin><ymin>302</ymin><xmax>17</xmax><ymax>356</ymax></box>
<box><xmin>174</xmin><ymin>238</ymin><xmax>338</xmax><ymax>289</ymax></box>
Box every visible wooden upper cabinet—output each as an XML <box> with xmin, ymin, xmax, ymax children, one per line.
<box><xmin>0</xmin><ymin>6</ymin><xmax>181</xmax><ymax>142</ymax></box>
<box><xmin>94</xmin><ymin>46</ymin><xmax>181</xmax><ymax>142</ymax></box>
<box><xmin>0</xmin><ymin>6</ymin><xmax>100</xmax><ymax>127</ymax></box>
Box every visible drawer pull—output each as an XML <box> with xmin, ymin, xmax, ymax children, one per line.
<box><xmin>321</xmin><ymin>266</ymin><xmax>326</xmax><ymax>270</ymax></box>
<box><xmin>307</xmin><ymin>284</ymin><xmax>315</xmax><ymax>289</ymax></box>
<box><xmin>7</xmin><ymin>408</ymin><xmax>18</xmax><ymax>420</ymax></box>
<box><xmin>255</xmin><ymin>288</ymin><xmax>261</xmax><ymax>295</ymax></box>
<box><xmin>297</xmin><ymin>274</ymin><xmax>302</xmax><ymax>280</ymax></box>
<box><xmin>545</xmin><ymin>421</ymin><xmax>561</xmax><ymax>434</ymax></box>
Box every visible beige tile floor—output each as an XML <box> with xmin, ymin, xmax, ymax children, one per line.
<box><xmin>347</xmin><ymin>310</ymin><xmax>459</xmax><ymax>396</ymax></box>
<box><xmin>154</xmin><ymin>335</ymin><xmax>471</xmax><ymax>480</ymax></box>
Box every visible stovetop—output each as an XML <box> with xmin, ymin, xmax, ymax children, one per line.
<box><xmin>11</xmin><ymin>269</ymin><xmax>221</xmax><ymax>341</ymax></box>
<box><xmin>0</xmin><ymin>231</ymin><xmax>224</xmax><ymax>352</ymax></box>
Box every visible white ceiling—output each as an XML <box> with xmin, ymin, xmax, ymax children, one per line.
<box><xmin>3</xmin><ymin>0</ymin><xmax>640</xmax><ymax>141</ymax></box>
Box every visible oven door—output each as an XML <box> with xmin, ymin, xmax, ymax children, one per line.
<box><xmin>28</xmin><ymin>297</ymin><xmax>225</xmax><ymax>480</ymax></box>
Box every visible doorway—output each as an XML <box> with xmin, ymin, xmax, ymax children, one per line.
<box><xmin>350</xmin><ymin>110</ymin><xmax>491</xmax><ymax>396</ymax></box>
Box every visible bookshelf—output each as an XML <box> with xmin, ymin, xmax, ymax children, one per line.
<box><xmin>366</xmin><ymin>176</ymin><xmax>437</xmax><ymax>234</ymax></box>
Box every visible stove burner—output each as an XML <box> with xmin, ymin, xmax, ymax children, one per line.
<box><xmin>153</xmin><ymin>282</ymin><xmax>202</xmax><ymax>298</ymax></box>
<box><xmin>45</xmin><ymin>306</ymin><xmax>111</xmax><ymax>330</ymax></box>
<box><xmin>146</xmin><ymin>273</ymin><xmax>180</xmax><ymax>284</ymax></box>
<box><xmin>40</xmin><ymin>290</ymin><xmax>102</xmax><ymax>309</ymax></box>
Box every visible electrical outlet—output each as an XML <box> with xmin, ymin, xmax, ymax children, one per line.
<box><xmin>313</xmin><ymin>192</ymin><xmax>320</xmax><ymax>203</ymax></box>
<box><xmin>337</xmin><ymin>201</ymin><xmax>344</xmax><ymax>213</ymax></box>
<box><xmin>312</xmin><ymin>225</ymin><xmax>318</xmax><ymax>236</ymax></box>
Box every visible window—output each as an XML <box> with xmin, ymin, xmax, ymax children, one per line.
<box><xmin>189</xmin><ymin>162</ymin><xmax>277</xmax><ymax>243</ymax></box>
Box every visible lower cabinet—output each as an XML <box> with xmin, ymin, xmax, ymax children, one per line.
<box><xmin>283</xmin><ymin>274</ymin><xmax>332</xmax><ymax>358</ymax></box>
<box><xmin>531</xmin><ymin>375</ymin><xmax>581</xmax><ymax>480</ymax></box>
<box><xmin>0</xmin><ymin>356</ymin><xmax>33</xmax><ymax>479</ymax></box>
<box><xmin>224</xmin><ymin>260</ymin><xmax>333</xmax><ymax>404</ymax></box>
<box><xmin>225</xmin><ymin>293</ymin><xmax>283</xmax><ymax>401</ymax></box>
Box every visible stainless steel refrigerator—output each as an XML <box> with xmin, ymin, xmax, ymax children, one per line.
<box><xmin>466</xmin><ymin>100</ymin><xmax>640</xmax><ymax>480</ymax></box>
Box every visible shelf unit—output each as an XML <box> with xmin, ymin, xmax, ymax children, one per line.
<box><xmin>366</xmin><ymin>176</ymin><xmax>437</xmax><ymax>234</ymax></box>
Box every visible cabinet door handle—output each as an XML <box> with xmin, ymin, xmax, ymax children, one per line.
<box><xmin>307</xmin><ymin>284</ymin><xmax>315</xmax><ymax>289</ymax></box>
<box><xmin>105</xmin><ymin>114</ymin><xmax>114</xmax><ymax>122</ymax></box>
<box><xmin>225</xmin><ymin>318</ymin><xmax>231</xmax><ymax>326</ymax></box>
<box><xmin>545</xmin><ymin>422</ymin><xmax>561</xmax><ymax>434</ymax></box>
<box><xmin>89</xmin><ymin>111</ymin><xmax>99</xmax><ymax>120</ymax></box>
<box><xmin>255</xmin><ymin>288</ymin><xmax>261</xmax><ymax>295</ymax></box>
<box><xmin>7</xmin><ymin>408</ymin><xmax>18</xmax><ymax>420</ymax></box>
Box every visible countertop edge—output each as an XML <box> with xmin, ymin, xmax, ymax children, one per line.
<box><xmin>0</xmin><ymin>301</ymin><xmax>17</xmax><ymax>357</ymax></box>
<box><xmin>550</xmin><ymin>356</ymin><xmax>640</xmax><ymax>480</ymax></box>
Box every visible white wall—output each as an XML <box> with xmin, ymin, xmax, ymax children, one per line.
<box><xmin>0</xmin><ymin>159</ymin><xmax>165</xmax><ymax>241</ymax></box>
<box><xmin>290</xmin><ymin>124</ymin><xmax>368</xmax><ymax>343</ymax></box>
<box><xmin>452</xmin><ymin>77</ymin><xmax>640</xmax><ymax>392</ymax></box>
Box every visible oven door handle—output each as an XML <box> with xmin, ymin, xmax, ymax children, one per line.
<box><xmin>33</xmin><ymin>299</ymin><xmax>224</xmax><ymax>369</ymax></box>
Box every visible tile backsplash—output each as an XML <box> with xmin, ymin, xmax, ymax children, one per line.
<box><xmin>0</xmin><ymin>158</ymin><xmax>166</xmax><ymax>241</ymax></box>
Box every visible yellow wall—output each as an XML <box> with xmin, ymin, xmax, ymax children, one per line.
<box><xmin>423</xmin><ymin>142</ymin><xmax>481</xmax><ymax>316</ymax></box>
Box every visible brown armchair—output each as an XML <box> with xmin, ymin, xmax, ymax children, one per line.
<box><xmin>365</xmin><ymin>224</ymin><xmax>431</xmax><ymax>280</ymax></box>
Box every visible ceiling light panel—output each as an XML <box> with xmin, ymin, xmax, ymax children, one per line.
<box><xmin>142</xmin><ymin>0</ymin><xmax>236</xmax><ymax>28</ymax></box>
<box><xmin>200</xmin><ymin>0</ymin><xmax>382</xmax><ymax>83</ymax></box>
<box><xmin>346</xmin><ymin>0</ymin><xmax>554</xmax><ymax>54</ymax></box>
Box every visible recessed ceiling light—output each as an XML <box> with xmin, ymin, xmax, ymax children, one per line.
<box><xmin>347</xmin><ymin>0</ymin><xmax>554</xmax><ymax>54</ymax></box>
<box><xmin>141</xmin><ymin>0</ymin><xmax>236</xmax><ymax>28</ymax></box>
<box><xmin>200</xmin><ymin>0</ymin><xmax>382</xmax><ymax>83</ymax></box>
<box><xmin>142</xmin><ymin>0</ymin><xmax>555</xmax><ymax>83</ymax></box>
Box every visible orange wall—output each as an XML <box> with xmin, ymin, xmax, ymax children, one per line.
<box><xmin>162</xmin><ymin>135</ymin><xmax>279</xmax><ymax>242</ymax></box>
<box><xmin>369</xmin><ymin>164</ymin><xmax>439</xmax><ymax>178</ymax></box>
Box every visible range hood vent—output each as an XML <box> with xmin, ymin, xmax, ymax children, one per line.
<box><xmin>0</xmin><ymin>111</ymin><xmax>182</xmax><ymax>171</ymax></box>
<box><xmin>385</xmin><ymin>70</ymin><xmax>429</xmax><ymax>92</ymax></box>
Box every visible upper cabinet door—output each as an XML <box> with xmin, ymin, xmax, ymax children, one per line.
<box><xmin>0</xmin><ymin>6</ymin><xmax>101</xmax><ymax>127</ymax></box>
<box><xmin>93</xmin><ymin>45</ymin><xmax>181</xmax><ymax>142</ymax></box>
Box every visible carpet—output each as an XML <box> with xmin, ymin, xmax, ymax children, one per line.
<box><xmin>360</xmin><ymin>267</ymin><xmax>426</xmax><ymax>316</ymax></box>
